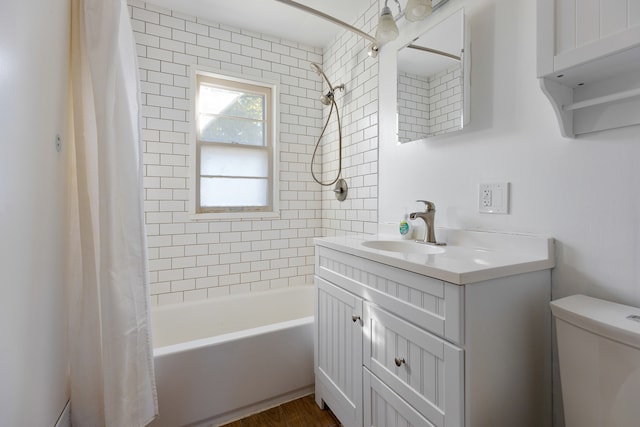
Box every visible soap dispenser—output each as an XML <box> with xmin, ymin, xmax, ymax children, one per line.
<box><xmin>399</xmin><ymin>210</ymin><xmax>413</xmax><ymax>240</ymax></box>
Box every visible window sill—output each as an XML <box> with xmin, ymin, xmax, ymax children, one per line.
<box><xmin>189</xmin><ymin>210</ymin><xmax>280</xmax><ymax>221</ymax></box>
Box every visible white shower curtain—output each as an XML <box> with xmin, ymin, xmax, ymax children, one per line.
<box><xmin>67</xmin><ymin>0</ymin><xmax>158</xmax><ymax>425</ymax></box>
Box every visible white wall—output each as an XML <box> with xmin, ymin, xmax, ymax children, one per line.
<box><xmin>129</xmin><ymin>1</ymin><xmax>324</xmax><ymax>305</ymax></box>
<box><xmin>376</xmin><ymin>2</ymin><xmax>638</xmax><ymax>424</ymax></box>
<box><xmin>379</xmin><ymin>0</ymin><xmax>640</xmax><ymax>308</ymax></box>
<box><xmin>0</xmin><ymin>0</ymin><xmax>69</xmax><ymax>425</ymax></box>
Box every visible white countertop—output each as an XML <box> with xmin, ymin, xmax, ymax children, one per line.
<box><xmin>314</xmin><ymin>228</ymin><xmax>555</xmax><ymax>285</ymax></box>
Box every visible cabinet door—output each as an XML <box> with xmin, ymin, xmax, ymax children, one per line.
<box><xmin>538</xmin><ymin>0</ymin><xmax>640</xmax><ymax>73</ymax></box>
<box><xmin>364</xmin><ymin>304</ymin><xmax>463</xmax><ymax>427</ymax></box>
<box><xmin>364</xmin><ymin>368</ymin><xmax>435</xmax><ymax>427</ymax></box>
<box><xmin>315</xmin><ymin>277</ymin><xmax>363</xmax><ymax>427</ymax></box>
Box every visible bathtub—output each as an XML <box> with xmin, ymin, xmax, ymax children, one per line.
<box><xmin>148</xmin><ymin>285</ymin><xmax>315</xmax><ymax>427</ymax></box>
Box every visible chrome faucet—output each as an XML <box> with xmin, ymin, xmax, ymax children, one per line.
<box><xmin>409</xmin><ymin>200</ymin><xmax>444</xmax><ymax>245</ymax></box>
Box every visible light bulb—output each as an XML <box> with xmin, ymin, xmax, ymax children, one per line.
<box><xmin>375</xmin><ymin>6</ymin><xmax>399</xmax><ymax>43</ymax></box>
<box><xmin>405</xmin><ymin>0</ymin><xmax>432</xmax><ymax>22</ymax></box>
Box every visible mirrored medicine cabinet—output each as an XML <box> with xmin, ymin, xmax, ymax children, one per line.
<box><xmin>380</xmin><ymin>7</ymin><xmax>470</xmax><ymax>144</ymax></box>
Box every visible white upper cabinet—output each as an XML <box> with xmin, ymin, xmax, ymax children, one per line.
<box><xmin>551</xmin><ymin>0</ymin><xmax>640</xmax><ymax>69</ymax></box>
<box><xmin>537</xmin><ymin>0</ymin><xmax>640</xmax><ymax>137</ymax></box>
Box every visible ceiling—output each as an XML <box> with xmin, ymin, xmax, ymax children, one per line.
<box><xmin>144</xmin><ymin>0</ymin><xmax>374</xmax><ymax>48</ymax></box>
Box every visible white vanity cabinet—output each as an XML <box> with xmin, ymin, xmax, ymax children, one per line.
<box><xmin>314</xmin><ymin>241</ymin><xmax>552</xmax><ymax>427</ymax></box>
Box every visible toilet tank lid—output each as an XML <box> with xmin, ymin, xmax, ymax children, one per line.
<box><xmin>551</xmin><ymin>294</ymin><xmax>640</xmax><ymax>349</ymax></box>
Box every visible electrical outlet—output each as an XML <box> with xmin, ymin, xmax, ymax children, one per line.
<box><xmin>479</xmin><ymin>183</ymin><xmax>509</xmax><ymax>214</ymax></box>
<box><xmin>481</xmin><ymin>188</ymin><xmax>492</xmax><ymax>207</ymax></box>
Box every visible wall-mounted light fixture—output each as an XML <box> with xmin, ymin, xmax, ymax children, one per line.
<box><xmin>375</xmin><ymin>0</ymin><xmax>402</xmax><ymax>43</ymax></box>
<box><xmin>405</xmin><ymin>0</ymin><xmax>433</xmax><ymax>22</ymax></box>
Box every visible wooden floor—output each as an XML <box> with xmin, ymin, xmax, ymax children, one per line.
<box><xmin>219</xmin><ymin>395</ymin><xmax>341</xmax><ymax>427</ymax></box>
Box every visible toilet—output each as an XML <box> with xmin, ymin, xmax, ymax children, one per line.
<box><xmin>551</xmin><ymin>295</ymin><xmax>640</xmax><ymax>427</ymax></box>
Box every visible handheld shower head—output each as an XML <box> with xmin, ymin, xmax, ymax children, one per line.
<box><xmin>310</xmin><ymin>62</ymin><xmax>334</xmax><ymax>93</ymax></box>
<box><xmin>310</xmin><ymin>62</ymin><xmax>323</xmax><ymax>76</ymax></box>
<box><xmin>320</xmin><ymin>92</ymin><xmax>333</xmax><ymax>106</ymax></box>
<box><xmin>310</xmin><ymin>62</ymin><xmax>345</xmax><ymax>105</ymax></box>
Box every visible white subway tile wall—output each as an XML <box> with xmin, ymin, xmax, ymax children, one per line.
<box><xmin>128</xmin><ymin>1</ymin><xmax>332</xmax><ymax>305</ymax></box>
<box><xmin>398</xmin><ymin>71</ymin><xmax>430</xmax><ymax>142</ymax></box>
<box><xmin>428</xmin><ymin>65</ymin><xmax>462</xmax><ymax>136</ymax></box>
<box><xmin>398</xmin><ymin>64</ymin><xmax>462</xmax><ymax>142</ymax></box>
<box><xmin>320</xmin><ymin>0</ymin><xmax>379</xmax><ymax>237</ymax></box>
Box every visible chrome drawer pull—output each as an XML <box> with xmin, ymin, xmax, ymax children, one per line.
<box><xmin>394</xmin><ymin>357</ymin><xmax>406</xmax><ymax>367</ymax></box>
<box><xmin>352</xmin><ymin>315</ymin><xmax>361</xmax><ymax>323</ymax></box>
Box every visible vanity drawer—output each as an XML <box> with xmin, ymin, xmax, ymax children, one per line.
<box><xmin>316</xmin><ymin>246</ymin><xmax>464</xmax><ymax>344</ymax></box>
<box><xmin>363</xmin><ymin>303</ymin><xmax>464</xmax><ymax>427</ymax></box>
<box><xmin>364</xmin><ymin>368</ymin><xmax>435</xmax><ymax>427</ymax></box>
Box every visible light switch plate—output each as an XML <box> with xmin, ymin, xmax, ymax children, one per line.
<box><xmin>479</xmin><ymin>183</ymin><xmax>509</xmax><ymax>214</ymax></box>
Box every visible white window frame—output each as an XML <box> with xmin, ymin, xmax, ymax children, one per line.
<box><xmin>189</xmin><ymin>67</ymin><xmax>279</xmax><ymax>220</ymax></box>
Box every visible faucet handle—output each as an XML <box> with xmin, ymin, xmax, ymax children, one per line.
<box><xmin>416</xmin><ymin>200</ymin><xmax>436</xmax><ymax>212</ymax></box>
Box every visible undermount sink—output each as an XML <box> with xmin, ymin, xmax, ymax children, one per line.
<box><xmin>361</xmin><ymin>240</ymin><xmax>446</xmax><ymax>255</ymax></box>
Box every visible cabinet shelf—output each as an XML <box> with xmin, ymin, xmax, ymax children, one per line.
<box><xmin>563</xmin><ymin>87</ymin><xmax>640</xmax><ymax>111</ymax></box>
<box><xmin>537</xmin><ymin>0</ymin><xmax>640</xmax><ymax>138</ymax></box>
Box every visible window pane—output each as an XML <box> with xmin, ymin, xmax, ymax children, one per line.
<box><xmin>194</xmin><ymin>73</ymin><xmax>274</xmax><ymax>214</ymax></box>
<box><xmin>199</xmin><ymin>115</ymin><xmax>265</xmax><ymax>146</ymax></box>
<box><xmin>200</xmin><ymin>177</ymin><xmax>268</xmax><ymax>207</ymax></box>
<box><xmin>198</xmin><ymin>85</ymin><xmax>264</xmax><ymax>120</ymax></box>
<box><xmin>200</xmin><ymin>145</ymin><xmax>268</xmax><ymax>178</ymax></box>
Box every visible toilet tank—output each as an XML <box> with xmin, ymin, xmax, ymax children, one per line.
<box><xmin>551</xmin><ymin>295</ymin><xmax>640</xmax><ymax>427</ymax></box>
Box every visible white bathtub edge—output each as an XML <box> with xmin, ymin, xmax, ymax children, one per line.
<box><xmin>153</xmin><ymin>315</ymin><xmax>314</xmax><ymax>358</ymax></box>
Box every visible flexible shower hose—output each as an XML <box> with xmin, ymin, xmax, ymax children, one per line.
<box><xmin>310</xmin><ymin>96</ymin><xmax>342</xmax><ymax>187</ymax></box>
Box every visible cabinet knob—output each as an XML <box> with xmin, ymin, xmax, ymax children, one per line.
<box><xmin>352</xmin><ymin>315</ymin><xmax>361</xmax><ymax>323</ymax></box>
<box><xmin>394</xmin><ymin>357</ymin><xmax>406</xmax><ymax>367</ymax></box>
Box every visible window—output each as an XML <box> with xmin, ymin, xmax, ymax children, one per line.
<box><xmin>192</xmin><ymin>72</ymin><xmax>277</xmax><ymax>216</ymax></box>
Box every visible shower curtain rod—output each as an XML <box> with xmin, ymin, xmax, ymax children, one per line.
<box><xmin>407</xmin><ymin>44</ymin><xmax>461</xmax><ymax>61</ymax></box>
<box><xmin>274</xmin><ymin>0</ymin><xmax>459</xmax><ymax>61</ymax></box>
<box><xmin>273</xmin><ymin>0</ymin><xmax>376</xmax><ymax>43</ymax></box>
